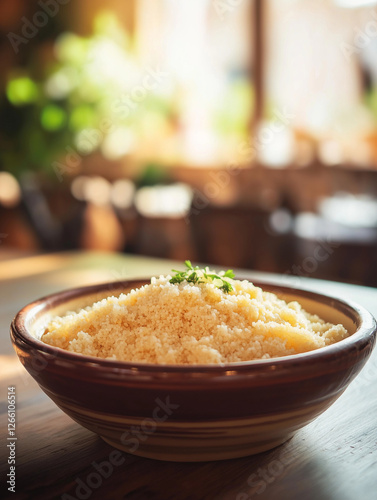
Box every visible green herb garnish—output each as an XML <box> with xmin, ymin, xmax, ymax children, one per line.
<box><xmin>169</xmin><ymin>261</ymin><xmax>235</xmax><ymax>293</ymax></box>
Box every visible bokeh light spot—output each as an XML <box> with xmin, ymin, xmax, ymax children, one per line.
<box><xmin>40</xmin><ymin>105</ymin><xmax>67</xmax><ymax>131</ymax></box>
<box><xmin>6</xmin><ymin>77</ymin><xmax>39</xmax><ymax>106</ymax></box>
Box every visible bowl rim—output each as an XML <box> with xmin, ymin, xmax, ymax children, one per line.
<box><xmin>10</xmin><ymin>278</ymin><xmax>377</xmax><ymax>374</ymax></box>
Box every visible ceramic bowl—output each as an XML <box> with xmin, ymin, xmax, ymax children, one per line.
<box><xmin>10</xmin><ymin>279</ymin><xmax>376</xmax><ymax>462</ymax></box>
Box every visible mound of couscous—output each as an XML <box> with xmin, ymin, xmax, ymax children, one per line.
<box><xmin>41</xmin><ymin>267</ymin><xmax>349</xmax><ymax>364</ymax></box>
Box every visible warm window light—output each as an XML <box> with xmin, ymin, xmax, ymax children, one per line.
<box><xmin>87</xmin><ymin>38</ymin><xmax>137</xmax><ymax>87</ymax></box>
<box><xmin>0</xmin><ymin>172</ymin><xmax>21</xmax><ymax>208</ymax></box>
<box><xmin>334</xmin><ymin>0</ymin><xmax>377</xmax><ymax>7</ymax></box>
<box><xmin>135</xmin><ymin>183</ymin><xmax>193</xmax><ymax>218</ymax></box>
<box><xmin>101</xmin><ymin>128</ymin><xmax>133</xmax><ymax>160</ymax></box>
<box><xmin>163</xmin><ymin>0</ymin><xmax>210</xmax><ymax>84</ymax></box>
<box><xmin>257</xmin><ymin>125</ymin><xmax>295</xmax><ymax>168</ymax></box>
<box><xmin>182</xmin><ymin>122</ymin><xmax>218</xmax><ymax>165</ymax></box>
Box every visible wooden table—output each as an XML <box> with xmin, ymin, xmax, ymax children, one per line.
<box><xmin>1</xmin><ymin>252</ymin><xmax>377</xmax><ymax>500</ymax></box>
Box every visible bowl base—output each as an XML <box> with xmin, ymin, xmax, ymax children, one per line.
<box><xmin>100</xmin><ymin>434</ymin><xmax>293</xmax><ymax>462</ymax></box>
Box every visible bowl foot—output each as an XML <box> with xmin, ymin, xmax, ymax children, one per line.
<box><xmin>100</xmin><ymin>434</ymin><xmax>293</xmax><ymax>462</ymax></box>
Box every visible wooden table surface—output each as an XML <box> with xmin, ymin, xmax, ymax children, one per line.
<box><xmin>1</xmin><ymin>252</ymin><xmax>377</xmax><ymax>500</ymax></box>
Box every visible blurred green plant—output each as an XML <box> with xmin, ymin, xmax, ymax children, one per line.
<box><xmin>0</xmin><ymin>10</ymin><xmax>254</xmax><ymax>180</ymax></box>
<box><xmin>135</xmin><ymin>163</ymin><xmax>171</xmax><ymax>188</ymax></box>
<box><xmin>214</xmin><ymin>79</ymin><xmax>253</xmax><ymax>137</ymax></box>
<box><xmin>365</xmin><ymin>86</ymin><xmax>377</xmax><ymax>121</ymax></box>
<box><xmin>0</xmin><ymin>12</ymin><xmax>173</xmax><ymax>180</ymax></box>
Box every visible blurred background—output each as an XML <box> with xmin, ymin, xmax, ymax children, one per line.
<box><xmin>1</xmin><ymin>0</ymin><xmax>377</xmax><ymax>285</ymax></box>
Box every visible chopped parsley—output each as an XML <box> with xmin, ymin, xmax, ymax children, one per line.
<box><xmin>169</xmin><ymin>260</ymin><xmax>235</xmax><ymax>293</ymax></box>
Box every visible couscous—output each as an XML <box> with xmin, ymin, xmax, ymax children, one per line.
<box><xmin>41</xmin><ymin>264</ymin><xmax>349</xmax><ymax>364</ymax></box>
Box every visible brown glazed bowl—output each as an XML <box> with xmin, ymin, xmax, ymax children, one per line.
<box><xmin>10</xmin><ymin>279</ymin><xmax>377</xmax><ymax>462</ymax></box>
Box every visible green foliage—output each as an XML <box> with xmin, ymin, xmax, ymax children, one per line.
<box><xmin>0</xmin><ymin>12</ymin><xmax>173</xmax><ymax>180</ymax></box>
<box><xmin>365</xmin><ymin>87</ymin><xmax>377</xmax><ymax>120</ymax></box>
<box><xmin>6</xmin><ymin>77</ymin><xmax>39</xmax><ymax>106</ymax></box>
<box><xmin>135</xmin><ymin>164</ymin><xmax>170</xmax><ymax>188</ymax></box>
<box><xmin>170</xmin><ymin>261</ymin><xmax>235</xmax><ymax>293</ymax></box>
